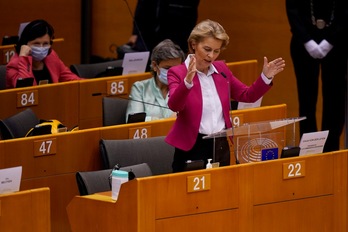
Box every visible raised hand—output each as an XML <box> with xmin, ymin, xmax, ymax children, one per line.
<box><xmin>185</xmin><ymin>55</ymin><xmax>197</xmax><ymax>84</ymax></box>
<box><xmin>19</xmin><ymin>45</ymin><xmax>32</xmax><ymax>57</ymax></box>
<box><xmin>262</xmin><ymin>57</ymin><xmax>286</xmax><ymax>79</ymax></box>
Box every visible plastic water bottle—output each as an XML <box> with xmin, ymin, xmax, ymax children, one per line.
<box><xmin>111</xmin><ymin>170</ymin><xmax>128</xmax><ymax>200</ymax></box>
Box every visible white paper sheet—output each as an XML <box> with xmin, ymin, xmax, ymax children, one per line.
<box><xmin>299</xmin><ymin>130</ymin><xmax>329</xmax><ymax>156</ymax></box>
<box><xmin>0</xmin><ymin>166</ymin><xmax>22</xmax><ymax>194</ymax></box>
<box><xmin>122</xmin><ymin>51</ymin><xmax>150</xmax><ymax>75</ymax></box>
<box><xmin>237</xmin><ymin>97</ymin><xmax>262</xmax><ymax>110</ymax></box>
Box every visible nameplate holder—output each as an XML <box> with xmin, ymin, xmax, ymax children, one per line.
<box><xmin>17</xmin><ymin>90</ymin><xmax>39</xmax><ymax>108</ymax></box>
<box><xmin>283</xmin><ymin>160</ymin><xmax>306</xmax><ymax>180</ymax></box>
<box><xmin>187</xmin><ymin>174</ymin><xmax>211</xmax><ymax>193</ymax></box>
<box><xmin>107</xmin><ymin>79</ymin><xmax>129</xmax><ymax>96</ymax></box>
<box><xmin>34</xmin><ymin>138</ymin><xmax>57</xmax><ymax>157</ymax></box>
<box><xmin>129</xmin><ymin>126</ymin><xmax>151</xmax><ymax>139</ymax></box>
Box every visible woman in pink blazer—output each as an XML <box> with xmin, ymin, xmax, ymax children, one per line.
<box><xmin>6</xmin><ymin>19</ymin><xmax>81</xmax><ymax>88</ymax></box>
<box><xmin>165</xmin><ymin>19</ymin><xmax>286</xmax><ymax>172</ymax></box>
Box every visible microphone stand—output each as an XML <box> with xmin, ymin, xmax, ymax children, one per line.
<box><xmin>221</xmin><ymin>72</ymin><xmax>239</xmax><ymax>165</ymax></box>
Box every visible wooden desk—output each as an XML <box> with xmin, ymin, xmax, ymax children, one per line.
<box><xmin>0</xmin><ymin>81</ymin><xmax>79</xmax><ymax>129</ymax></box>
<box><xmin>226</xmin><ymin>59</ymin><xmax>258</xmax><ymax>85</ymax></box>
<box><xmin>78</xmin><ymin>59</ymin><xmax>258</xmax><ymax>129</ymax></box>
<box><xmin>0</xmin><ymin>187</ymin><xmax>50</xmax><ymax>231</ymax></box>
<box><xmin>0</xmin><ymin>128</ymin><xmax>101</xmax><ymax>232</ymax></box>
<box><xmin>0</xmin><ymin>38</ymin><xmax>64</xmax><ymax>65</ymax></box>
<box><xmin>0</xmin><ymin>59</ymin><xmax>260</xmax><ymax>131</ymax></box>
<box><xmin>78</xmin><ymin>72</ymin><xmax>151</xmax><ymax>129</ymax></box>
<box><xmin>67</xmin><ymin>150</ymin><xmax>348</xmax><ymax>232</ymax></box>
<box><xmin>0</xmin><ymin>104</ymin><xmax>287</xmax><ymax>232</ymax></box>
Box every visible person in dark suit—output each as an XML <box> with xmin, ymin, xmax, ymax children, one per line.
<box><xmin>286</xmin><ymin>0</ymin><xmax>348</xmax><ymax>152</ymax></box>
<box><xmin>127</xmin><ymin>0</ymin><xmax>200</xmax><ymax>53</ymax></box>
<box><xmin>165</xmin><ymin>19</ymin><xmax>286</xmax><ymax>172</ymax></box>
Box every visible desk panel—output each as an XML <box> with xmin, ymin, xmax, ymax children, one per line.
<box><xmin>227</xmin><ymin>60</ymin><xmax>258</xmax><ymax>86</ymax></box>
<box><xmin>155</xmin><ymin>210</ymin><xmax>238</xmax><ymax>232</ymax></box>
<box><xmin>0</xmin><ymin>103</ymin><xmax>289</xmax><ymax>232</ymax></box>
<box><xmin>0</xmin><ymin>59</ymin><xmax>262</xmax><ymax>133</ymax></box>
<box><xmin>21</xmin><ymin>175</ymin><xmax>76</xmax><ymax>232</ymax></box>
<box><xmin>154</xmin><ymin>166</ymin><xmax>239</xmax><ymax>218</ymax></box>
<box><xmin>254</xmin><ymin>195</ymin><xmax>334</xmax><ymax>231</ymax></box>
<box><xmin>100</xmin><ymin>118</ymin><xmax>175</xmax><ymax>140</ymax></box>
<box><xmin>67</xmin><ymin>150</ymin><xmax>348</xmax><ymax>232</ymax></box>
<box><xmin>67</xmin><ymin>166</ymin><xmax>241</xmax><ymax>232</ymax></box>
<box><xmin>230</xmin><ymin>103</ymin><xmax>287</xmax><ymax>123</ymax></box>
<box><xmin>0</xmin><ymin>187</ymin><xmax>50</xmax><ymax>231</ymax></box>
<box><xmin>0</xmin><ymin>81</ymin><xmax>79</xmax><ymax>129</ymax></box>
<box><xmin>0</xmin><ymin>128</ymin><xmax>101</xmax><ymax>179</ymax></box>
<box><xmin>253</xmin><ymin>154</ymin><xmax>333</xmax><ymax>204</ymax></box>
<box><xmin>78</xmin><ymin>72</ymin><xmax>151</xmax><ymax>129</ymax></box>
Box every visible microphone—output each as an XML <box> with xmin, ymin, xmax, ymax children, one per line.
<box><xmin>123</xmin><ymin>0</ymin><xmax>148</xmax><ymax>51</ymax></box>
<box><xmin>90</xmin><ymin>90</ymin><xmax>170</xmax><ymax>109</ymax></box>
<box><xmin>125</xmin><ymin>97</ymin><xmax>170</xmax><ymax>109</ymax></box>
<box><xmin>221</xmin><ymin>71</ymin><xmax>239</xmax><ymax>164</ymax></box>
<box><xmin>90</xmin><ymin>89</ymin><xmax>171</xmax><ymax>111</ymax></box>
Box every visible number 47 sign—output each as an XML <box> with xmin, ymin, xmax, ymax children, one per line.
<box><xmin>34</xmin><ymin>138</ymin><xmax>57</xmax><ymax>157</ymax></box>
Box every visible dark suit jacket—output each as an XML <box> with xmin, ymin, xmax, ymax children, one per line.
<box><xmin>286</xmin><ymin>0</ymin><xmax>348</xmax><ymax>46</ymax></box>
<box><xmin>132</xmin><ymin>0</ymin><xmax>200</xmax><ymax>52</ymax></box>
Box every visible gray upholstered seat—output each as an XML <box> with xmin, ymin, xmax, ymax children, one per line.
<box><xmin>76</xmin><ymin>163</ymin><xmax>152</xmax><ymax>196</ymax></box>
<box><xmin>0</xmin><ymin>108</ymin><xmax>40</xmax><ymax>140</ymax></box>
<box><xmin>102</xmin><ymin>97</ymin><xmax>129</xmax><ymax>126</ymax></box>
<box><xmin>100</xmin><ymin>136</ymin><xmax>174</xmax><ymax>175</ymax></box>
<box><xmin>70</xmin><ymin>59</ymin><xmax>123</xmax><ymax>78</ymax></box>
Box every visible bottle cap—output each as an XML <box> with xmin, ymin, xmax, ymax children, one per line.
<box><xmin>112</xmin><ymin>170</ymin><xmax>128</xmax><ymax>178</ymax></box>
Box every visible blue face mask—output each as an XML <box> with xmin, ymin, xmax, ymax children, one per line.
<box><xmin>158</xmin><ymin>68</ymin><xmax>168</xmax><ymax>85</ymax></box>
<box><xmin>31</xmin><ymin>46</ymin><xmax>50</xmax><ymax>61</ymax></box>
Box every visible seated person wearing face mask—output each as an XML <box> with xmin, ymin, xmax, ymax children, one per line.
<box><xmin>6</xmin><ymin>19</ymin><xmax>82</xmax><ymax>88</ymax></box>
<box><xmin>126</xmin><ymin>39</ymin><xmax>185</xmax><ymax>121</ymax></box>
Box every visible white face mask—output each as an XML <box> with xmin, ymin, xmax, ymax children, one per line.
<box><xmin>158</xmin><ymin>68</ymin><xmax>168</xmax><ymax>85</ymax></box>
<box><xmin>31</xmin><ymin>46</ymin><xmax>50</xmax><ymax>61</ymax></box>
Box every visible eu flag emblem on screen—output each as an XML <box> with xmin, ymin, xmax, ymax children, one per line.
<box><xmin>261</xmin><ymin>148</ymin><xmax>278</xmax><ymax>161</ymax></box>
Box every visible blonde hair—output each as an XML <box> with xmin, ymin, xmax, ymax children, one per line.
<box><xmin>187</xmin><ymin>19</ymin><xmax>229</xmax><ymax>54</ymax></box>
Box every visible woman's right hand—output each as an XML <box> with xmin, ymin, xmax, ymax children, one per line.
<box><xmin>185</xmin><ymin>55</ymin><xmax>197</xmax><ymax>84</ymax></box>
<box><xmin>19</xmin><ymin>45</ymin><xmax>31</xmax><ymax>56</ymax></box>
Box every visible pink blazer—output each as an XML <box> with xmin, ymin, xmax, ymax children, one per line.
<box><xmin>6</xmin><ymin>49</ymin><xmax>81</xmax><ymax>88</ymax></box>
<box><xmin>165</xmin><ymin>60</ymin><xmax>272</xmax><ymax>151</ymax></box>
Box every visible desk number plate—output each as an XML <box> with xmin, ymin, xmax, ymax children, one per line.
<box><xmin>187</xmin><ymin>174</ymin><xmax>211</xmax><ymax>193</ymax></box>
<box><xmin>283</xmin><ymin>161</ymin><xmax>305</xmax><ymax>179</ymax></box>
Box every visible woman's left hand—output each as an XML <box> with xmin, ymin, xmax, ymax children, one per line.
<box><xmin>262</xmin><ymin>57</ymin><xmax>285</xmax><ymax>79</ymax></box>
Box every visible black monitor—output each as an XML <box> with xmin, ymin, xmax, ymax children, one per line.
<box><xmin>1</xmin><ymin>36</ymin><xmax>19</xmax><ymax>45</ymax></box>
<box><xmin>16</xmin><ymin>78</ymin><xmax>34</xmax><ymax>88</ymax></box>
<box><xmin>127</xmin><ymin>112</ymin><xmax>146</xmax><ymax>124</ymax></box>
<box><xmin>280</xmin><ymin>146</ymin><xmax>301</xmax><ymax>158</ymax></box>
